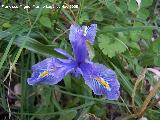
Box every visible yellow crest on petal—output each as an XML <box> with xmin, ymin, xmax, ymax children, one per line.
<box><xmin>39</xmin><ymin>68</ymin><xmax>57</xmax><ymax>77</ymax></box>
<box><xmin>39</xmin><ymin>71</ymin><xmax>49</xmax><ymax>77</ymax></box>
<box><xmin>95</xmin><ymin>77</ymin><xmax>111</xmax><ymax>90</ymax></box>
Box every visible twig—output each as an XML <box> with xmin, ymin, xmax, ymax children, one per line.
<box><xmin>137</xmin><ymin>80</ymin><xmax>160</xmax><ymax>118</ymax></box>
<box><xmin>131</xmin><ymin>68</ymin><xmax>147</xmax><ymax>114</ymax></box>
<box><xmin>64</xmin><ymin>3</ymin><xmax>76</xmax><ymax>21</ymax></box>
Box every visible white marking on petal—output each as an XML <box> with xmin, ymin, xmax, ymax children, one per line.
<box><xmin>83</xmin><ymin>26</ymin><xmax>88</xmax><ymax>36</ymax></box>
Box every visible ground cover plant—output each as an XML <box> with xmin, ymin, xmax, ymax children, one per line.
<box><xmin>0</xmin><ymin>0</ymin><xmax>160</xmax><ymax>120</ymax></box>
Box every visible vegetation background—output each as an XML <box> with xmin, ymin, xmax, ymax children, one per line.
<box><xmin>0</xmin><ymin>0</ymin><xmax>160</xmax><ymax>119</ymax></box>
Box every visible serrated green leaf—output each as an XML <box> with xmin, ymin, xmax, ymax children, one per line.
<box><xmin>39</xmin><ymin>16</ymin><xmax>52</xmax><ymax>28</ymax></box>
<box><xmin>130</xmin><ymin>31</ymin><xmax>140</xmax><ymax>41</ymax></box>
<box><xmin>127</xmin><ymin>41</ymin><xmax>140</xmax><ymax>50</ymax></box>
<box><xmin>98</xmin><ymin>34</ymin><xmax>127</xmax><ymax>58</ymax></box>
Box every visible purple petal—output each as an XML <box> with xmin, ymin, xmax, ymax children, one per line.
<box><xmin>69</xmin><ymin>24</ymin><xmax>97</xmax><ymax>63</ymax></box>
<box><xmin>80</xmin><ymin>63</ymin><xmax>120</xmax><ymax>100</ymax></box>
<box><xmin>69</xmin><ymin>24</ymin><xmax>88</xmax><ymax>63</ymax></box>
<box><xmin>82</xmin><ymin>24</ymin><xmax>97</xmax><ymax>44</ymax></box>
<box><xmin>27</xmin><ymin>58</ymin><xmax>76</xmax><ymax>85</ymax></box>
<box><xmin>71</xmin><ymin>67</ymin><xmax>82</xmax><ymax>79</ymax></box>
<box><xmin>54</xmin><ymin>48</ymin><xmax>73</xmax><ymax>59</ymax></box>
<box><xmin>31</xmin><ymin>57</ymin><xmax>63</xmax><ymax>72</ymax></box>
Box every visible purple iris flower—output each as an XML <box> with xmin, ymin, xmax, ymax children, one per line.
<box><xmin>27</xmin><ymin>24</ymin><xmax>120</xmax><ymax>100</ymax></box>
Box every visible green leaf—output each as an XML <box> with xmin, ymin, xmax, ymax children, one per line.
<box><xmin>64</xmin><ymin>75</ymin><xmax>71</xmax><ymax>91</ymax></box>
<box><xmin>128</xmin><ymin>0</ymin><xmax>138</xmax><ymax>12</ymax></box>
<box><xmin>101</xmin><ymin>26</ymin><xmax>156</xmax><ymax>33</ymax></box>
<box><xmin>151</xmin><ymin>40</ymin><xmax>160</xmax><ymax>66</ymax></box>
<box><xmin>130</xmin><ymin>31</ymin><xmax>140</xmax><ymax>41</ymax></box>
<box><xmin>59</xmin><ymin>110</ymin><xmax>77</xmax><ymax>120</ymax></box>
<box><xmin>107</xmin><ymin>2</ymin><xmax>117</xmax><ymax>14</ymax></box>
<box><xmin>91</xmin><ymin>105</ymin><xmax>105</xmax><ymax>118</ymax></box>
<box><xmin>47</xmin><ymin>0</ymin><xmax>56</xmax><ymax>2</ymax></box>
<box><xmin>79</xmin><ymin>12</ymin><xmax>89</xmax><ymax>24</ymax></box>
<box><xmin>39</xmin><ymin>16</ymin><xmax>52</xmax><ymax>28</ymax></box>
<box><xmin>0</xmin><ymin>37</ymin><xmax>14</xmax><ymax>70</ymax></box>
<box><xmin>94</xmin><ymin>10</ymin><xmax>103</xmax><ymax>21</ymax></box>
<box><xmin>137</xmin><ymin>8</ymin><xmax>150</xmax><ymax>19</ymax></box>
<box><xmin>127</xmin><ymin>41</ymin><xmax>140</xmax><ymax>50</ymax></box>
<box><xmin>141</xmin><ymin>0</ymin><xmax>153</xmax><ymax>8</ymax></box>
<box><xmin>118</xmin><ymin>0</ymin><xmax>128</xmax><ymax>12</ymax></box>
<box><xmin>151</xmin><ymin>39</ymin><xmax>160</xmax><ymax>53</ymax></box>
<box><xmin>62</xmin><ymin>9</ymin><xmax>75</xmax><ymax>23</ymax></box>
<box><xmin>0</xmin><ymin>31</ymin><xmax>64</xmax><ymax>57</ymax></box>
<box><xmin>141</xmin><ymin>29</ymin><xmax>152</xmax><ymax>40</ymax></box>
<box><xmin>139</xmin><ymin>53</ymin><xmax>154</xmax><ymax>66</ymax></box>
<box><xmin>2</xmin><ymin>21</ymin><xmax>12</xmax><ymax>28</ymax></box>
<box><xmin>98</xmin><ymin>34</ymin><xmax>127</xmax><ymax>58</ymax></box>
<box><xmin>0</xmin><ymin>31</ymin><xmax>11</xmax><ymax>39</ymax></box>
<box><xmin>154</xmin><ymin>57</ymin><xmax>160</xmax><ymax>66</ymax></box>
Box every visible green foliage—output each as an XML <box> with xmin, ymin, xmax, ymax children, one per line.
<box><xmin>128</xmin><ymin>0</ymin><xmax>138</xmax><ymax>12</ymax></box>
<box><xmin>59</xmin><ymin>111</ymin><xmax>77</xmax><ymax>120</ymax></box>
<box><xmin>98</xmin><ymin>34</ymin><xmax>127</xmax><ymax>58</ymax></box>
<box><xmin>0</xmin><ymin>0</ymin><xmax>160</xmax><ymax>119</ymax></box>
<box><xmin>39</xmin><ymin>16</ymin><xmax>52</xmax><ymax>28</ymax></box>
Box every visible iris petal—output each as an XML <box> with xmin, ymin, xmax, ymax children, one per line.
<box><xmin>69</xmin><ymin>24</ymin><xmax>97</xmax><ymax>63</ymax></box>
<box><xmin>80</xmin><ymin>63</ymin><xmax>120</xmax><ymax>100</ymax></box>
<box><xmin>27</xmin><ymin>58</ymin><xmax>76</xmax><ymax>85</ymax></box>
<box><xmin>54</xmin><ymin>48</ymin><xmax>73</xmax><ymax>59</ymax></box>
<box><xmin>82</xmin><ymin>24</ymin><xmax>97</xmax><ymax>44</ymax></box>
<box><xmin>71</xmin><ymin>67</ymin><xmax>82</xmax><ymax>79</ymax></box>
<box><xmin>69</xmin><ymin>25</ymin><xmax>88</xmax><ymax>63</ymax></box>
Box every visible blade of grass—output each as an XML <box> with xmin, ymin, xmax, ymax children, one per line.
<box><xmin>137</xmin><ymin>80</ymin><xmax>160</xmax><ymax>118</ymax></box>
<box><xmin>132</xmin><ymin>68</ymin><xmax>147</xmax><ymax>114</ymax></box>
<box><xmin>1</xmin><ymin>34</ymin><xmax>64</xmax><ymax>57</ymax></box>
<box><xmin>3</xmin><ymin>6</ymin><xmax>43</xmax><ymax>82</ymax></box>
<box><xmin>100</xmin><ymin>26</ymin><xmax>159</xmax><ymax>33</ymax></box>
<box><xmin>53</xmin><ymin>86</ymin><xmax>132</xmax><ymax>107</ymax></box>
<box><xmin>0</xmin><ymin>36</ymin><xmax>15</xmax><ymax>70</ymax></box>
<box><xmin>11</xmin><ymin>102</ymin><xmax>95</xmax><ymax>116</ymax></box>
<box><xmin>20</xmin><ymin>53</ymin><xmax>30</xmax><ymax>119</ymax></box>
<box><xmin>111</xmin><ymin>62</ymin><xmax>142</xmax><ymax>106</ymax></box>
